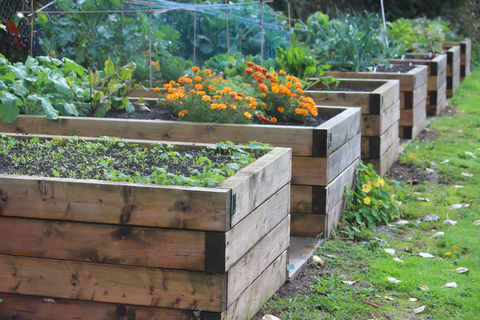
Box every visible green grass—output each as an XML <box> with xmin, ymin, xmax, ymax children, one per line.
<box><xmin>256</xmin><ymin>69</ymin><xmax>480</xmax><ymax>319</ymax></box>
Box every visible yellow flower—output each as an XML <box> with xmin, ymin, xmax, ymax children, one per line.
<box><xmin>445</xmin><ymin>252</ymin><xmax>451</xmax><ymax>255</ymax></box>
<box><xmin>362</xmin><ymin>184</ymin><xmax>371</xmax><ymax>193</ymax></box>
<box><xmin>452</xmin><ymin>245</ymin><xmax>458</xmax><ymax>251</ymax></box>
<box><xmin>390</xmin><ymin>194</ymin><xmax>395</xmax><ymax>201</ymax></box>
<box><xmin>373</xmin><ymin>180</ymin><xmax>380</xmax><ymax>187</ymax></box>
<box><xmin>396</xmin><ymin>200</ymin><xmax>402</xmax><ymax>206</ymax></box>
<box><xmin>404</xmin><ymin>40</ymin><xmax>409</xmax><ymax>44</ymax></box>
<box><xmin>364</xmin><ymin>197</ymin><xmax>371</xmax><ymax>205</ymax></box>
<box><xmin>244</xmin><ymin>112</ymin><xmax>252</xmax><ymax>119</ymax></box>
<box><xmin>178</xmin><ymin>110</ymin><xmax>187</xmax><ymax>117</ymax></box>
<box><xmin>379</xmin><ymin>178</ymin><xmax>385</xmax><ymax>187</ymax></box>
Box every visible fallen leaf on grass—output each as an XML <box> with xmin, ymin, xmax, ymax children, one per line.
<box><xmin>450</xmin><ymin>203</ymin><xmax>470</xmax><ymax>210</ymax></box>
<box><xmin>430</xmin><ymin>232</ymin><xmax>445</xmax><ymax>238</ymax></box>
<box><xmin>454</xmin><ymin>185</ymin><xmax>464</xmax><ymax>188</ymax></box>
<box><xmin>419</xmin><ymin>252</ymin><xmax>435</xmax><ymax>258</ymax></box>
<box><xmin>362</xmin><ymin>301</ymin><xmax>381</xmax><ymax>308</ymax></box>
<box><xmin>262</xmin><ymin>315</ymin><xmax>281</xmax><ymax>320</ymax></box>
<box><xmin>461</xmin><ymin>172</ymin><xmax>473</xmax><ymax>177</ymax></box>
<box><xmin>384</xmin><ymin>248</ymin><xmax>396</xmax><ymax>256</ymax></box>
<box><xmin>418</xmin><ymin>197</ymin><xmax>430</xmax><ymax>202</ymax></box>
<box><xmin>444</xmin><ymin>220</ymin><xmax>458</xmax><ymax>226</ymax></box>
<box><xmin>384</xmin><ymin>296</ymin><xmax>395</xmax><ymax>301</ymax></box>
<box><xmin>342</xmin><ymin>280</ymin><xmax>356</xmax><ymax>285</ymax></box>
<box><xmin>457</xmin><ymin>129</ymin><xmax>463</xmax><ymax>132</ymax></box>
<box><xmin>465</xmin><ymin>152</ymin><xmax>477</xmax><ymax>158</ymax></box>
<box><xmin>395</xmin><ymin>220</ymin><xmax>409</xmax><ymax>226</ymax></box>
<box><xmin>387</xmin><ymin>277</ymin><xmax>402</xmax><ymax>283</ymax></box>
<box><xmin>419</xmin><ymin>285</ymin><xmax>429</xmax><ymax>291</ymax></box>
<box><xmin>456</xmin><ymin>267</ymin><xmax>469</xmax><ymax>274</ymax></box>
<box><xmin>440</xmin><ymin>159</ymin><xmax>450</xmax><ymax>164</ymax></box>
<box><xmin>413</xmin><ymin>306</ymin><xmax>426</xmax><ymax>314</ymax></box>
<box><xmin>393</xmin><ymin>258</ymin><xmax>404</xmax><ymax>263</ymax></box>
<box><xmin>444</xmin><ymin>282</ymin><xmax>457</xmax><ymax>288</ymax></box>
<box><xmin>312</xmin><ymin>255</ymin><xmax>324</xmax><ymax>267</ymax></box>
<box><xmin>414</xmin><ymin>192</ymin><xmax>422</xmax><ymax>195</ymax></box>
<box><xmin>425</xmin><ymin>168</ymin><xmax>436</xmax><ymax>173</ymax></box>
<box><xmin>409</xmin><ymin>298</ymin><xmax>418</xmax><ymax>302</ymax></box>
<box><xmin>474</xmin><ymin>220</ymin><xmax>480</xmax><ymax>226</ymax></box>
<box><xmin>420</xmin><ymin>214</ymin><xmax>440</xmax><ymax>222</ymax></box>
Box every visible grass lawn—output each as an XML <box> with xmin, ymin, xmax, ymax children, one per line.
<box><xmin>255</xmin><ymin>68</ymin><xmax>480</xmax><ymax>320</ymax></box>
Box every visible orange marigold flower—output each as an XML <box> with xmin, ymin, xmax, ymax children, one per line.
<box><xmin>178</xmin><ymin>110</ymin><xmax>187</xmax><ymax>117</ymax></box>
<box><xmin>272</xmin><ymin>86</ymin><xmax>280</xmax><ymax>94</ymax></box>
<box><xmin>230</xmin><ymin>104</ymin><xmax>237</xmax><ymax>110</ymax></box>
<box><xmin>163</xmin><ymin>84</ymin><xmax>171</xmax><ymax>89</ymax></box>
<box><xmin>211</xmin><ymin>104</ymin><xmax>218</xmax><ymax>110</ymax></box>
<box><xmin>245</xmin><ymin>68</ymin><xmax>253</xmax><ymax>74</ymax></box>
<box><xmin>202</xmin><ymin>95</ymin><xmax>211</xmax><ymax>101</ymax></box>
<box><xmin>259</xmin><ymin>83</ymin><xmax>268</xmax><ymax>93</ymax></box>
<box><xmin>295</xmin><ymin>82</ymin><xmax>302</xmax><ymax>88</ymax></box>
<box><xmin>279</xmin><ymin>70</ymin><xmax>286</xmax><ymax>75</ymax></box>
<box><xmin>213</xmin><ymin>78</ymin><xmax>220</xmax><ymax>83</ymax></box>
<box><xmin>292</xmin><ymin>76</ymin><xmax>299</xmax><ymax>83</ymax></box>
<box><xmin>270</xmin><ymin>117</ymin><xmax>277</xmax><ymax>123</ymax></box>
<box><xmin>205</xmin><ymin>69</ymin><xmax>212</xmax><ymax>74</ymax></box>
<box><xmin>195</xmin><ymin>84</ymin><xmax>203</xmax><ymax>91</ymax></box>
<box><xmin>185</xmin><ymin>78</ymin><xmax>192</xmax><ymax>84</ymax></box>
<box><xmin>208</xmin><ymin>85</ymin><xmax>216</xmax><ymax>91</ymax></box>
<box><xmin>295</xmin><ymin>108</ymin><xmax>303</xmax><ymax>115</ymax></box>
<box><xmin>297</xmin><ymin>89</ymin><xmax>305</xmax><ymax>94</ymax></box>
<box><xmin>260</xmin><ymin>93</ymin><xmax>266</xmax><ymax>98</ymax></box>
<box><xmin>261</xmin><ymin>103</ymin><xmax>267</xmax><ymax>109</ymax></box>
<box><xmin>154</xmin><ymin>87</ymin><xmax>161</xmax><ymax>92</ymax></box>
<box><xmin>244</xmin><ymin>112</ymin><xmax>252</xmax><ymax>119</ymax></box>
<box><xmin>218</xmin><ymin>104</ymin><xmax>227</xmax><ymax>110</ymax></box>
<box><xmin>210</xmin><ymin>72</ymin><xmax>217</xmax><ymax>77</ymax></box>
<box><xmin>234</xmin><ymin>96</ymin><xmax>242</xmax><ymax>102</ymax></box>
<box><xmin>261</xmin><ymin>67</ymin><xmax>268</xmax><ymax>74</ymax></box>
<box><xmin>272</xmin><ymin>71</ymin><xmax>278</xmax><ymax>76</ymax></box>
<box><xmin>194</xmin><ymin>76</ymin><xmax>202</xmax><ymax>82</ymax></box>
<box><xmin>178</xmin><ymin>77</ymin><xmax>186</xmax><ymax>83</ymax></box>
<box><xmin>286</xmin><ymin>82</ymin><xmax>293</xmax><ymax>88</ymax></box>
<box><xmin>278</xmin><ymin>107</ymin><xmax>284</xmax><ymax>113</ymax></box>
<box><xmin>246</xmin><ymin>61</ymin><xmax>254</xmax><ymax>67</ymax></box>
<box><xmin>192</xmin><ymin>66</ymin><xmax>200</xmax><ymax>72</ymax></box>
<box><xmin>254</xmin><ymin>65</ymin><xmax>262</xmax><ymax>71</ymax></box>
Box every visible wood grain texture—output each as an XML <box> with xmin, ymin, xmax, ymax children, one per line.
<box><xmin>289</xmin><ymin>213</ymin><xmax>325</xmax><ymax>238</ymax></box>
<box><xmin>225</xmin><ymin>184</ymin><xmax>290</xmax><ymax>271</ymax></box>
<box><xmin>219</xmin><ymin>148</ymin><xmax>291</xmax><ymax>228</ymax></box>
<box><xmin>400</xmin><ymin>97</ymin><xmax>426</xmax><ymax>127</ymax></box>
<box><xmin>221</xmin><ymin>251</ymin><xmax>287</xmax><ymax>320</ymax></box>
<box><xmin>305</xmin><ymin>79</ymin><xmax>399</xmax><ymax>115</ymax></box>
<box><xmin>427</xmin><ymin>81</ymin><xmax>447</xmax><ymax>116</ymax></box>
<box><xmin>0</xmin><ymin>293</ymin><xmax>197</xmax><ymax>320</ymax></box>
<box><xmin>322</xmin><ymin>158</ymin><xmax>358</xmax><ymax>215</ymax></box>
<box><xmin>323</xmin><ymin>65</ymin><xmax>428</xmax><ymax>91</ymax></box>
<box><xmin>290</xmin><ymin>185</ymin><xmax>314</xmax><ymax>214</ymax></box>
<box><xmin>325</xmin><ymin>133</ymin><xmax>361</xmax><ymax>185</ymax></box>
<box><xmin>0</xmin><ymin>175</ymin><xmax>229</xmax><ymax>232</ymax></box>
<box><xmin>363</xmin><ymin>138</ymin><xmax>400</xmax><ymax>177</ymax></box>
<box><xmin>0</xmin><ymin>255</ymin><xmax>225</xmax><ymax>312</ymax></box>
<box><xmin>402</xmin><ymin>81</ymin><xmax>428</xmax><ymax>110</ymax></box>
<box><xmin>361</xmin><ymin>121</ymin><xmax>399</xmax><ymax>159</ymax></box>
<box><xmin>324</xmin><ymin>197</ymin><xmax>348</xmax><ymax>239</ymax></box>
<box><xmin>361</xmin><ymin>100</ymin><xmax>400</xmax><ymax>137</ymax></box>
<box><xmin>227</xmin><ymin>215</ymin><xmax>289</xmax><ymax>306</ymax></box>
<box><xmin>0</xmin><ymin>217</ymin><xmax>206</xmax><ymax>271</ymax></box>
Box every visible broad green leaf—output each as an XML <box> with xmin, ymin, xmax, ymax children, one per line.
<box><xmin>51</xmin><ymin>77</ymin><xmax>71</xmax><ymax>94</ymax></box>
<box><xmin>62</xmin><ymin>58</ymin><xmax>85</xmax><ymax>76</ymax></box>
<box><xmin>6</xmin><ymin>65</ymin><xmax>27</xmax><ymax>79</ymax></box>
<box><xmin>120</xmin><ymin>62</ymin><xmax>136</xmax><ymax>81</ymax></box>
<box><xmin>25</xmin><ymin>56</ymin><xmax>37</xmax><ymax>68</ymax></box>
<box><xmin>27</xmin><ymin>95</ymin><xmax>59</xmax><ymax>119</ymax></box>
<box><xmin>104</xmin><ymin>58</ymin><xmax>115</xmax><ymax>77</ymax></box>
<box><xmin>0</xmin><ymin>92</ymin><xmax>21</xmax><ymax>123</ymax></box>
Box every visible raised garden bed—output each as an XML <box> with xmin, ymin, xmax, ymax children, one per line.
<box><xmin>443</xmin><ymin>45</ymin><xmax>461</xmax><ymax>97</ymax></box>
<box><xmin>385</xmin><ymin>53</ymin><xmax>447</xmax><ymax>116</ymax></box>
<box><xmin>323</xmin><ymin>65</ymin><xmax>428</xmax><ymax>140</ymax></box>
<box><xmin>445</xmin><ymin>39</ymin><xmax>472</xmax><ymax>79</ymax></box>
<box><xmin>0</xmin><ymin>134</ymin><xmax>291</xmax><ymax>320</ymax></box>
<box><xmin>304</xmin><ymin>78</ymin><xmax>400</xmax><ymax>176</ymax></box>
<box><xmin>0</xmin><ymin>105</ymin><xmax>361</xmax><ymax>239</ymax></box>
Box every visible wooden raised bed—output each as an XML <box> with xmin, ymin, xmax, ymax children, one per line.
<box><xmin>0</xmin><ymin>106</ymin><xmax>361</xmax><ymax>239</ymax></box>
<box><xmin>323</xmin><ymin>65</ymin><xmax>428</xmax><ymax>140</ymax></box>
<box><xmin>443</xmin><ymin>45</ymin><xmax>461</xmax><ymax>97</ymax></box>
<box><xmin>384</xmin><ymin>53</ymin><xmax>447</xmax><ymax>116</ymax></box>
<box><xmin>445</xmin><ymin>39</ymin><xmax>472</xmax><ymax>79</ymax></box>
<box><xmin>304</xmin><ymin>78</ymin><xmax>400</xmax><ymax>176</ymax></box>
<box><xmin>0</xmin><ymin>134</ymin><xmax>291</xmax><ymax>320</ymax></box>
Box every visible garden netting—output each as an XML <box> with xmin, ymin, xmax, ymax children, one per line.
<box><xmin>27</xmin><ymin>0</ymin><xmax>290</xmax><ymax>85</ymax></box>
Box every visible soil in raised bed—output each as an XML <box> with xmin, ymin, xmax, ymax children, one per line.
<box><xmin>316</xmin><ymin>84</ymin><xmax>374</xmax><ymax>92</ymax></box>
<box><xmin>0</xmin><ymin>137</ymin><xmax>266</xmax><ymax>186</ymax></box>
<box><xmin>104</xmin><ymin>107</ymin><xmax>333</xmax><ymax>128</ymax></box>
<box><xmin>375</xmin><ymin>64</ymin><xmax>416</xmax><ymax>73</ymax></box>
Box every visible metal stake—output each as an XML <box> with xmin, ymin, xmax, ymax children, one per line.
<box><xmin>288</xmin><ymin>1</ymin><xmax>291</xmax><ymax>47</ymax></box>
<box><xmin>30</xmin><ymin>0</ymin><xmax>34</xmax><ymax>57</ymax></box>
<box><xmin>193</xmin><ymin>0</ymin><xmax>197</xmax><ymax>66</ymax></box>
<box><xmin>226</xmin><ymin>0</ymin><xmax>229</xmax><ymax>56</ymax></box>
<box><xmin>148</xmin><ymin>0</ymin><xmax>152</xmax><ymax>88</ymax></box>
<box><xmin>260</xmin><ymin>0</ymin><xmax>264</xmax><ymax>67</ymax></box>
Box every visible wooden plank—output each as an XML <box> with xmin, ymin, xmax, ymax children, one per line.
<box><xmin>227</xmin><ymin>215</ymin><xmax>290</xmax><ymax>306</ymax></box>
<box><xmin>290</xmin><ymin>185</ymin><xmax>314</xmax><ymax>214</ymax></box>
<box><xmin>0</xmin><ymin>175</ymin><xmax>230</xmax><ymax>232</ymax></box>
<box><xmin>363</xmin><ymin>138</ymin><xmax>400</xmax><ymax>177</ymax></box>
<box><xmin>361</xmin><ymin>99</ymin><xmax>400</xmax><ymax>136</ymax></box>
<box><xmin>361</xmin><ymin>120</ymin><xmax>399</xmax><ymax>159</ymax></box>
<box><xmin>402</xmin><ymin>81</ymin><xmax>428</xmax><ymax>110</ymax></box>
<box><xmin>225</xmin><ymin>184</ymin><xmax>290</xmax><ymax>272</ymax></box>
<box><xmin>400</xmin><ymin>97</ymin><xmax>426</xmax><ymax>127</ymax></box>
<box><xmin>306</xmin><ymin>79</ymin><xmax>400</xmax><ymax>115</ymax></box>
<box><xmin>219</xmin><ymin>148</ymin><xmax>291</xmax><ymax>228</ymax></box>
<box><xmin>0</xmin><ymin>216</ymin><xmax>206</xmax><ymax>271</ymax></box>
<box><xmin>292</xmin><ymin>133</ymin><xmax>360</xmax><ymax>186</ymax></box>
<box><xmin>324</xmin><ymin>197</ymin><xmax>348</xmax><ymax>239</ymax></box>
<box><xmin>289</xmin><ymin>213</ymin><xmax>325</xmax><ymax>238</ymax></box>
<box><xmin>321</xmin><ymin>158</ymin><xmax>358</xmax><ymax>215</ymax></box>
<box><xmin>0</xmin><ymin>115</ymin><xmax>315</xmax><ymax>156</ymax></box>
<box><xmin>323</xmin><ymin>66</ymin><xmax>428</xmax><ymax>92</ymax></box>
<box><xmin>0</xmin><ymin>293</ymin><xmax>198</xmax><ymax>320</ymax></box>
<box><xmin>219</xmin><ymin>250</ymin><xmax>287</xmax><ymax>320</ymax></box>
<box><xmin>426</xmin><ymin>67</ymin><xmax>446</xmax><ymax>91</ymax></box>
<box><xmin>399</xmin><ymin>112</ymin><xmax>426</xmax><ymax>140</ymax></box>
<box><xmin>427</xmin><ymin>81</ymin><xmax>447</xmax><ymax>115</ymax></box>
<box><xmin>313</xmin><ymin>107</ymin><xmax>361</xmax><ymax>158</ymax></box>
<box><xmin>0</xmin><ymin>255</ymin><xmax>225</xmax><ymax>312</ymax></box>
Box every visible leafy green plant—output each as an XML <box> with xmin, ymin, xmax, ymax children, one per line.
<box><xmin>343</xmin><ymin>161</ymin><xmax>404</xmax><ymax>231</ymax></box>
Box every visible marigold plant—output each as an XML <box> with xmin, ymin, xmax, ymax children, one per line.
<box><xmin>343</xmin><ymin>161</ymin><xmax>404</xmax><ymax>230</ymax></box>
<box><xmin>158</xmin><ymin>64</ymin><xmax>318</xmax><ymax>124</ymax></box>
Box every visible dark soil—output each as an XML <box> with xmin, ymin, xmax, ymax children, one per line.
<box><xmin>375</xmin><ymin>64</ymin><xmax>416</xmax><ymax>73</ymax></box>
<box><xmin>318</xmin><ymin>84</ymin><xmax>374</xmax><ymax>92</ymax></box>
<box><xmin>105</xmin><ymin>107</ymin><xmax>333</xmax><ymax>127</ymax></box>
